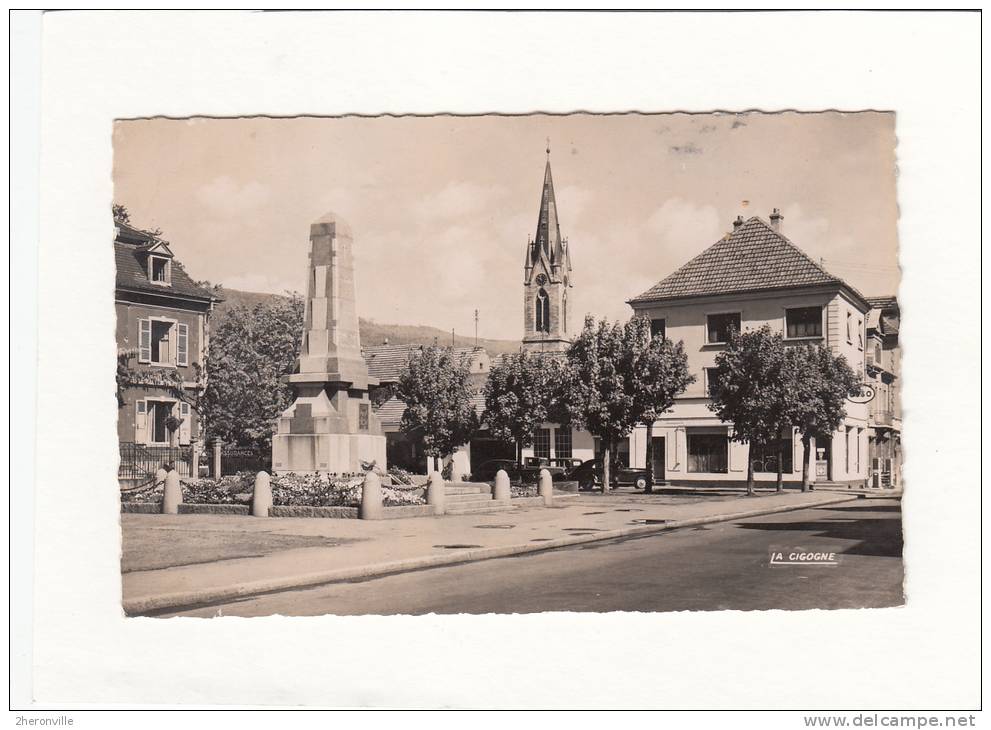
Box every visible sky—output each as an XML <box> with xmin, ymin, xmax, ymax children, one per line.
<box><xmin>113</xmin><ymin>112</ymin><xmax>900</xmax><ymax>342</ymax></box>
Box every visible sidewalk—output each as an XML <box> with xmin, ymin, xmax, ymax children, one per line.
<box><xmin>122</xmin><ymin>489</ymin><xmax>862</xmax><ymax>614</ymax></box>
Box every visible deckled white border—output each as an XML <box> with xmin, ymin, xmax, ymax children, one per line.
<box><xmin>29</xmin><ymin>10</ymin><xmax>980</xmax><ymax>708</ymax></box>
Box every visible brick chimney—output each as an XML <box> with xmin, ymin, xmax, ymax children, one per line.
<box><xmin>733</xmin><ymin>215</ymin><xmax>744</xmax><ymax>230</ymax></box>
<box><xmin>769</xmin><ymin>208</ymin><xmax>783</xmax><ymax>232</ymax></box>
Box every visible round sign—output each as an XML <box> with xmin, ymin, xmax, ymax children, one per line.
<box><xmin>847</xmin><ymin>385</ymin><xmax>876</xmax><ymax>404</ymax></box>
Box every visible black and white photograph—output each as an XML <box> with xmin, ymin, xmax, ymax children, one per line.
<box><xmin>13</xmin><ymin>7</ymin><xmax>981</xmax><ymax>717</ymax></box>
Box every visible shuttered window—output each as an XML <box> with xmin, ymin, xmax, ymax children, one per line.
<box><xmin>134</xmin><ymin>401</ymin><xmax>148</xmax><ymax>444</ymax></box>
<box><xmin>177</xmin><ymin>323</ymin><xmax>188</xmax><ymax>366</ymax></box>
<box><xmin>179</xmin><ymin>402</ymin><xmax>191</xmax><ymax>444</ymax></box>
<box><xmin>138</xmin><ymin>319</ymin><xmax>152</xmax><ymax>362</ymax></box>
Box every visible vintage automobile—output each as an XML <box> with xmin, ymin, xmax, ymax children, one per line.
<box><xmin>519</xmin><ymin>456</ymin><xmax>583</xmax><ymax>482</ymax></box>
<box><xmin>471</xmin><ymin>458</ymin><xmax>520</xmax><ymax>483</ymax></box>
<box><xmin>474</xmin><ymin>456</ymin><xmax>586</xmax><ymax>485</ymax></box>
<box><xmin>566</xmin><ymin>459</ymin><xmax>652</xmax><ymax>491</ymax></box>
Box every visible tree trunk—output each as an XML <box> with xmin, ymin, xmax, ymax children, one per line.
<box><xmin>746</xmin><ymin>443</ymin><xmax>754</xmax><ymax>496</ymax></box>
<box><xmin>801</xmin><ymin>433</ymin><xmax>812</xmax><ymax>492</ymax></box>
<box><xmin>602</xmin><ymin>442</ymin><xmax>611</xmax><ymax>494</ymax></box>
<box><xmin>776</xmin><ymin>440</ymin><xmax>784</xmax><ymax>493</ymax></box>
<box><xmin>645</xmin><ymin>423</ymin><xmax>654</xmax><ymax>494</ymax></box>
<box><xmin>516</xmin><ymin>439</ymin><xmax>523</xmax><ymax>468</ymax></box>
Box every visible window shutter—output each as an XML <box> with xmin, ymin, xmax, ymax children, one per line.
<box><xmin>177</xmin><ymin>323</ymin><xmax>189</xmax><ymax>366</ymax></box>
<box><xmin>178</xmin><ymin>402</ymin><xmax>191</xmax><ymax>445</ymax></box>
<box><xmin>134</xmin><ymin>401</ymin><xmax>148</xmax><ymax>445</ymax></box>
<box><xmin>138</xmin><ymin>319</ymin><xmax>151</xmax><ymax>363</ymax></box>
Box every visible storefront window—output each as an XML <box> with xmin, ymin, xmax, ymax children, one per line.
<box><xmin>751</xmin><ymin>437</ymin><xmax>794</xmax><ymax>473</ymax></box>
<box><xmin>688</xmin><ymin>433</ymin><xmax>728</xmax><ymax>473</ymax></box>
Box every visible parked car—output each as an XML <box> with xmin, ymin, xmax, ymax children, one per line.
<box><xmin>566</xmin><ymin>459</ymin><xmax>652</xmax><ymax>491</ymax></box>
<box><xmin>475</xmin><ymin>457</ymin><xmax>584</xmax><ymax>485</ymax></box>
<box><xmin>520</xmin><ymin>456</ymin><xmax>579</xmax><ymax>482</ymax></box>
<box><xmin>472</xmin><ymin>458</ymin><xmax>519</xmax><ymax>483</ymax></box>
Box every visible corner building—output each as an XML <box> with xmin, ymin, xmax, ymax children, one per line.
<box><xmin>627</xmin><ymin>212</ymin><xmax>872</xmax><ymax>487</ymax></box>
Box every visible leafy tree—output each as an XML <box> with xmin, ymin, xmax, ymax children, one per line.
<box><xmin>201</xmin><ymin>294</ymin><xmax>305</xmax><ymax>452</ymax></box>
<box><xmin>483</xmin><ymin>349</ymin><xmax>563</xmax><ymax>466</ymax></box>
<box><xmin>112</xmin><ymin>203</ymin><xmax>162</xmax><ymax>235</ymax></box>
<box><xmin>397</xmin><ymin>345</ymin><xmax>480</xmax><ymax>474</ymax></box>
<box><xmin>786</xmin><ymin>345</ymin><xmax>862</xmax><ymax>491</ymax></box>
<box><xmin>112</xmin><ymin>202</ymin><xmax>130</xmax><ymax>223</ymax></box>
<box><xmin>708</xmin><ymin>326</ymin><xmax>793</xmax><ymax>494</ymax></box>
<box><xmin>559</xmin><ymin>315</ymin><xmax>692</xmax><ymax>492</ymax></box>
<box><xmin>624</xmin><ymin>316</ymin><xmax>695</xmax><ymax>492</ymax></box>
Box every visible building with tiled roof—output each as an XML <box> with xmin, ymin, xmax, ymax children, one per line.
<box><xmin>625</xmin><ymin>210</ymin><xmax>874</xmax><ymax>488</ymax></box>
<box><xmin>363</xmin><ymin>343</ymin><xmax>490</xmax><ymax>386</ymax></box>
<box><xmin>115</xmin><ymin>216</ymin><xmax>222</xmax><ymax>487</ymax></box>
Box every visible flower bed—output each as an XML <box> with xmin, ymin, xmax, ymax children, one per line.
<box><xmin>511</xmin><ymin>483</ymin><xmax>538</xmax><ymax>498</ymax></box>
<box><xmin>120</xmin><ymin>470</ymin><xmax>425</xmax><ymax>508</ymax></box>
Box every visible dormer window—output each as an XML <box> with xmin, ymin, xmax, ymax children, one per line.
<box><xmin>149</xmin><ymin>255</ymin><xmax>171</xmax><ymax>285</ymax></box>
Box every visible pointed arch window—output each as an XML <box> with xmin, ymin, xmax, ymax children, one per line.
<box><xmin>562</xmin><ymin>291</ymin><xmax>568</xmax><ymax>333</ymax></box>
<box><xmin>536</xmin><ymin>288</ymin><xmax>550</xmax><ymax>333</ymax></box>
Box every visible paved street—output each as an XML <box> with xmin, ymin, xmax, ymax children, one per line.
<box><xmin>165</xmin><ymin>497</ymin><xmax>903</xmax><ymax>616</ymax></box>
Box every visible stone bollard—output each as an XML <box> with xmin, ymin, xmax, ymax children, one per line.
<box><xmin>427</xmin><ymin>471</ymin><xmax>445</xmax><ymax>515</ymax></box>
<box><xmin>190</xmin><ymin>439</ymin><xmax>201</xmax><ymax>478</ymax></box>
<box><xmin>494</xmin><ymin>469</ymin><xmax>511</xmax><ymax>502</ymax></box>
<box><xmin>251</xmin><ymin>471</ymin><xmax>272</xmax><ymax>518</ymax></box>
<box><xmin>212</xmin><ymin>438</ymin><xmax>223</xmax><ymax>478</ymax></box>
<box><xmin>162</xmin><ymin>470</ymin><xmax>182</xmax><ymax>514</ymax></box>
<box><xmin>154</xmin><ymin>467</ymin><xmax>168</xmax><ymax>486</ymax></box>
<box><xmin>360</xmin><ymin>471</ymin><xmax>383</xmax><ymax>520</ymax></box>
<box><xmin>538</xmin><ymin>468</ymin><xmax>554</xmax><ymax>506</ymax></box>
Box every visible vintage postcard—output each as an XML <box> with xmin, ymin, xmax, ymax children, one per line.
<box><xmin>22</xmin><ymin>8</ymin><xmax>980</xmax><ymax>713</ymax></box>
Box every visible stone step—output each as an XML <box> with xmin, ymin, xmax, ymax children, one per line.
<box><xmin>444</xmin><ymin>497</ymin><xmax>508</xmax><ymax>509</ymax></box>
<box><xmin>445</xmin><ymin>486</ymin><xmax>488</xmax><ymax>495</ymax></box>
<box><xmin>444</xmin><ymin>492</ymin><xmax>496</xmax><ymax>503</ymax></box>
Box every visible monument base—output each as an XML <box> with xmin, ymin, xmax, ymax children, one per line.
<box><xmin>271</xmin><ymin>386</ymin><xmax>386</xmax><ymax>475</ymax></box>
<box><xmin>272</xmin><ymin>431</ymin><xmax>386</xmax><ymax>475</ymax></box>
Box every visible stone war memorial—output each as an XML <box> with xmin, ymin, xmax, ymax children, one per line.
<box><xmin>272</xmin><ymin>212</ymin><xmax>386</xmax><ymax>474</ymax></box>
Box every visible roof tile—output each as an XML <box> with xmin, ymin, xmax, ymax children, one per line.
<box><xmin>630</xmin><ymin>217</ymin><xmax>854</xmax><ymax>304</ymax></box>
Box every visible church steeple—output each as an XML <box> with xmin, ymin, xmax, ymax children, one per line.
<box><xmin>522</xmin><ymin>145</ymin><xmax>573</xmax><ymax>353</ymax></box>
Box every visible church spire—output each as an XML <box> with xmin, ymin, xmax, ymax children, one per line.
<box><xmin>533</xmin><ymin>145</ymin><xmax>563</xmax><ymax>265</ymax></box>
<box><xmin>522</xmin><ymin>145</ymin><xmax>573</xmax><ymax>353</ymax></box>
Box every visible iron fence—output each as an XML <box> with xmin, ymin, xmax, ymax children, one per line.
<box><xmin>119</xmin><ymin>442</ymin><xmax>193</xmax><ymax>482</ymax></box>
<box><xmin>218</xmin><ymin>446</ymin><xmax>271</xmax><ymax>477</ymax></box>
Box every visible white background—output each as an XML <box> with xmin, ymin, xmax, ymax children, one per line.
<box><xmin>14</xmin><ymin>9</ymin><xmax>983</xmax><ymax>711</ymax></box>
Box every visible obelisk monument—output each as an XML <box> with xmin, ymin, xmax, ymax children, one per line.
<box><xmin>272</xmin><ymin>212</ymin><xmax>386</xmax><ymax>474</ymax></box>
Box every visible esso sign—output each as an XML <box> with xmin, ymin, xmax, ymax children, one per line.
<box><xmin>847</xmin><ymin>385</ymin><xmax>876</xmax><ymax>404</ymax></box>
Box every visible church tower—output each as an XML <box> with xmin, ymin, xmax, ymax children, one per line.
<box><xmin>522</xmin><ymin>144</ymin><xmax>573</xmax><ymax>352</ymax></box>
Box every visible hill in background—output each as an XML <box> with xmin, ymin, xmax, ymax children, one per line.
<box><xmin>212</xmin><ymin>287</ymin><xmax>523</xmax><ymax>356</ymax></box>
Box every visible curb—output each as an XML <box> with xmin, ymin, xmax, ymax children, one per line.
<box><xmin>123</xmin><ymin>494</ymin><xmax>860</xmax><ymax>615</ymax></box>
